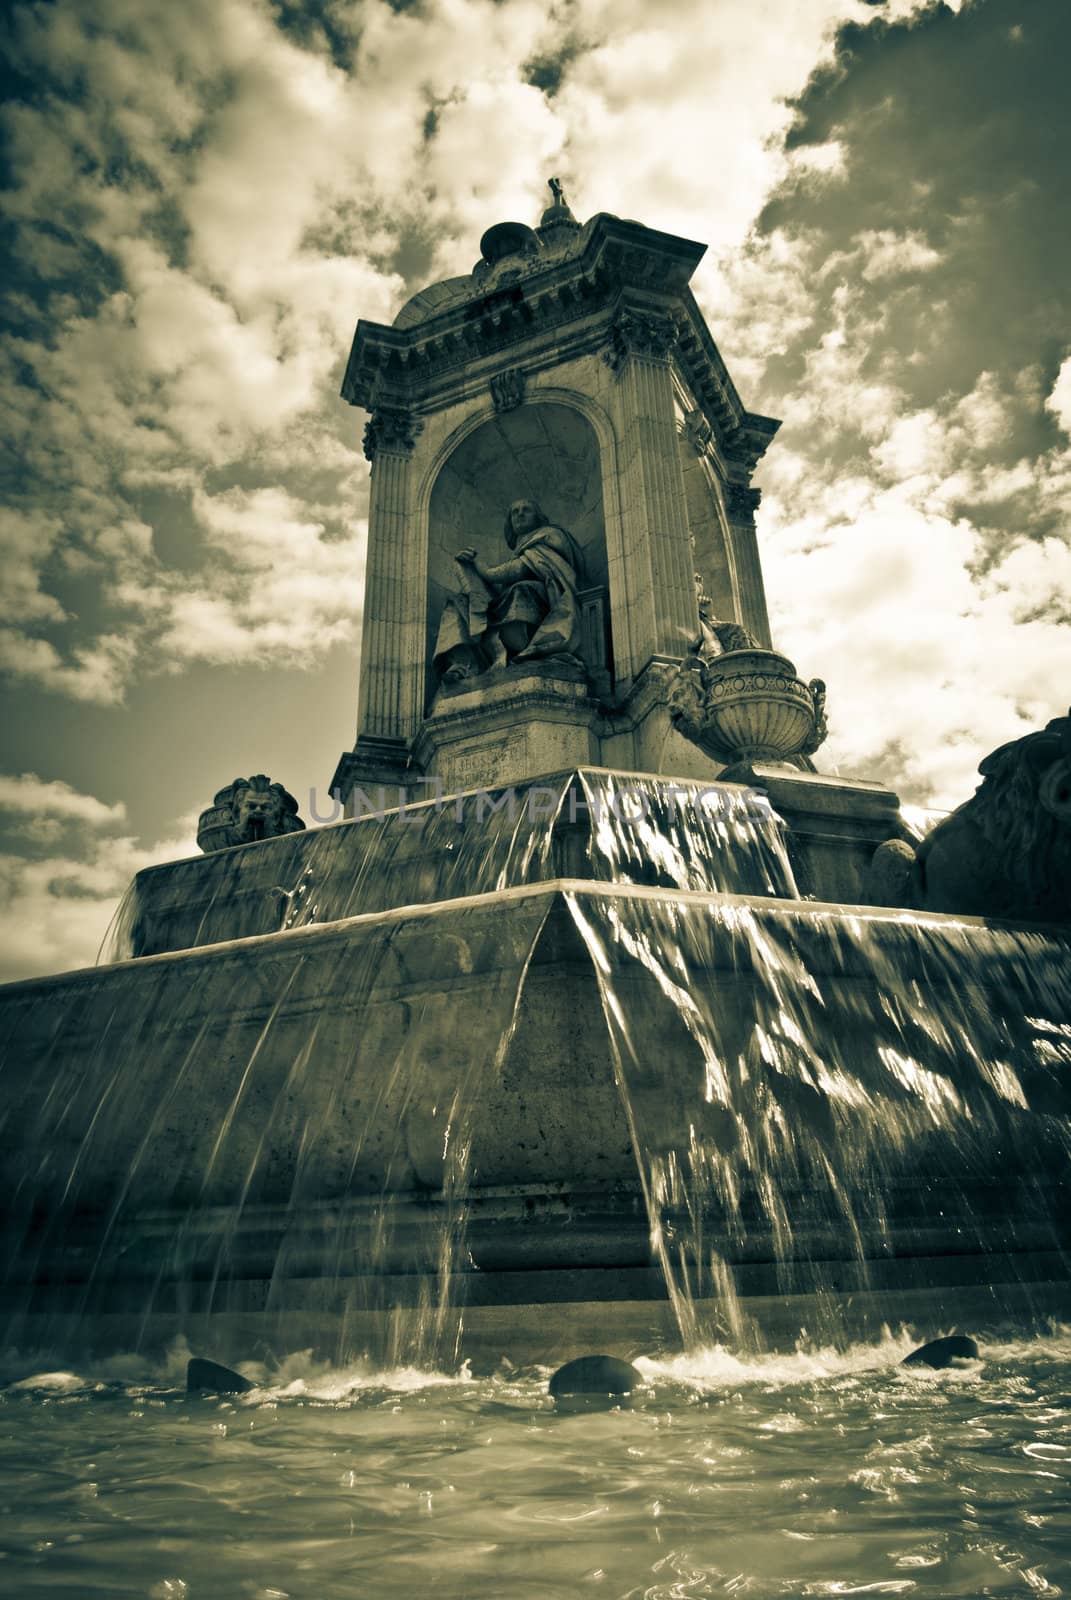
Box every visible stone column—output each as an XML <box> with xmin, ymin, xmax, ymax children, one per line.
<box><xmin>723</xmin><ymin>482</ymin><xmax>772</xmax><ymax>648</ymax></box>
<box><xmin>604</xmin><ymin>311</ymin><xmax>698</xmax><ymax>679</ymax></box>
<box><xmin>356</xmin><ymin>407</ymin><xmax>423</xmax><ymax>742</ymax></box>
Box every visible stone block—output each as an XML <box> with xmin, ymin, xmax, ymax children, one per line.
<box><xmin>722</xmin><ymin>762</ymin><xmax>905</xmax><ymax>903</ymax></box>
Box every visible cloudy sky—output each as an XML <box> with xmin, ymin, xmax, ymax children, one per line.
<box><xmin>1</xmin><ymin>0</ymin><xmax>1068</xmax><ymax>982</ymax></box>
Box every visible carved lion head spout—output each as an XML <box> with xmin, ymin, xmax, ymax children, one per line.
<box><xmin>865</xmin><ymin>708</ymin><xmax>1071</xmax><ymax>925</ymax></box>
<box><xmin>197</xmin><ymin>775</ymin><xmax>306</xmax><ymax>854</ymax></box>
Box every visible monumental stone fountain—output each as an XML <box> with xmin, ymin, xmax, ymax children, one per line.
<box><xmin>1</xmin><ymin>184</ymin><xmax>1068</xmax><ymax>1371</ymax></box>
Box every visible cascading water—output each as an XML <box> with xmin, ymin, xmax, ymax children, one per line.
<box><xmin>97</xmin><ymin>769</ymin><xmax>798</xmax><ymax>963</ymax></box>
<box><xmin>5</xmin><ymin>894</ymin><xmax>554</xmax><ymax>1367</ymax></box>
<box><xmin>564</xmin><ymin>884</ymin><xmax>1071</xmax><ymax>1348</ymax></box>
<box><xmin>97</xmin><ymin>775</ymin><xmax>568</xmax><ymax>962</ymax></box>
<box><xmin>574</xmin><ymin>769</ymin><xmax>797</xmax><ymax>900</ymax></box>
<box><xmin>6</xmin><ymin>770</ymin><xmax>1069</xmax><ymax>1368</ymax></box>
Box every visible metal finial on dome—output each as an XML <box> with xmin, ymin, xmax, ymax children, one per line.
<box><xmin>539</xmin><ymin>174</ymin><xmax>579</xmax><ymax>237</ymax></box>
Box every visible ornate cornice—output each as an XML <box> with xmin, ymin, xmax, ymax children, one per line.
<box><xmin>362</xmin><ymin>407</ymin><xmax>423</xmax><ymax>462</ymax></box>
<box><xmin>341</xmin><ymin>215</ymin><xmax>704</xmax><ymax>410</ymax></box>
<box><xmin>671</xmin><ymin>292</ymin><xmax>780</xmax><ymax>470</ymax></box>
<box><xmin>340</xmin><ymin>214</ymin><xmax>781</xmax><ymax>471</ymax></box>
<box><xmin>721</xmin><ymin>419</ymin><xmax>780</xmax><ymax>473</ymax></box>
<box><xmin>724</xmin><ymin>482</ymin><xmax>762</xmax><ymax>521</ymax></box>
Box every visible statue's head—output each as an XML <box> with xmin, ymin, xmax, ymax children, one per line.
<box><xmin>504</xmin><ymin>499</ymin><xmax>544</xmax><ymax>547</ymax></box>
<box><xmin>232</xmin><ymin>775</ymin><xmax>287</xmax><ymax>841</ymax></box>
<box><xmin>978</xmin><ymin>710</ymin><xmax>1071</xmax><ymax>830</ymax></box>
<box><xmin>197</xmin><ymin>774</ymin><xmax>306</xmax><ymax>853</ymax></box>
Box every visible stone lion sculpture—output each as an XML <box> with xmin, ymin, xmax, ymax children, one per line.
<box><xmin>197</xmin><ymin>775</ymin><xmax>306</xmax><ymax>854</ymax></box>
<box><xmin>865</xmin><ymin>710</ymin><xmax>1071</xmax><ymax>924</ymax></box>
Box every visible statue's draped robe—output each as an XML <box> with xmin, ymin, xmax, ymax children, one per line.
<box><xmin>433</xmin><ymin>524</ymin><xmax>585</xmax><ymax>676</ymax></box>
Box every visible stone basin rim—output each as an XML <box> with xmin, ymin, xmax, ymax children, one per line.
<box><xmin>6</xmin><ymin>879</ymin><xmax>1067</xmax><ymax>996</ymax></box>
<box><xmin>131</xmin><ymin>766</ymin><xmax>774</xmax><ymax>876</ymax></box>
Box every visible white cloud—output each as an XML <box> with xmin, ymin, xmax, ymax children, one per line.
<box><xmin>148</xmin><ymin>486</ymin><xmax>366</xmax><ymax>667</ymax></box>
<box><xmin>855</xmin><ymin>229</ymin><xmax>943</xmax><ymax>282</ymax></box>
<box><xmin>697</xmin><ymin>227</ymin><xmax>822</xmax><ymax>393</ymax></box>
<box><xmin>759</xmin><ymin>338</ymin><xmax>1071</xmax><ymax>805</ymax></box>
<box><xmin>0</xmin><ymin>628</ymin><xmax>138</xmax><ymax>704</ymax></box>
<box><xmin>0</xmin><ymin>773</ymin><xmax>126</xmax><ymax>826</ymax></box>
<box><xmin>0</xmin><ymin>0</ymin><xmax>406</xmax><ymax>702</ymax></box>
<box><xmin>0</xmin><ymin>785</ymin><xmax>199</xmax><ymax>984</ymax></box>
<box><xmin>1046</xmin><ymin>355</ymin><xmax>1071</xmax><ymax>437</ymax></box>
<box><xmin>553</xmin><ymin>0</ymin><xmax>869</xmax><ymax>254</ymax></box>
<box><xmin>0</xmin><ymin>509</ymin><xmax>68</xmax><ymax>625</ymax></box>
<box><xmin>788</xmin><ymin>140</ymin><xmax>847</xmax><ymax>178</ymax></box>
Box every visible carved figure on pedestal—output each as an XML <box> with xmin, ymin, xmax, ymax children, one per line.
<box><xmin>196</xmin><ymin>775</ymin><xmax>306</xmax><ymax>854</ymax></box>
<box><xmin>865</xmin><ymin>710</ymin><xmax>1071</xmax><ymax>924</ymax></box>
<box><xmin>433</xmin><ymin>499</ymin><xmax>586</xmax><ymax>684</ymax></box>
<box><xmin>692</xmin><ymin>581</ymin><xmax>762</xmax><ymax>661</ymax></box>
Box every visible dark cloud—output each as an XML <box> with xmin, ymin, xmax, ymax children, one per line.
<box><xmin>690</xmin><ymin>0</ymin><xmax>1071</xmax><ymax>807</ymax></box>
<box><xmin>267</xmin><ymin>0</ymin><xmax>361</xmax><ymax>69</ymax></box>
<box><xmin>765</xmin><ymin>0</ymin><xmax>1071</xmax><ymax>408</ymax></box>
<box><xmin>523</xmin><ymin>40</ymin><xmax>585</xmax><ymax>98</ymax></box>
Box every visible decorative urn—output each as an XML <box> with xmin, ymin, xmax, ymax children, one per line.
<box><xmin>670</xmin><ymin>648</ymin><xmax>828</xmax><ymax>766</ymax></box>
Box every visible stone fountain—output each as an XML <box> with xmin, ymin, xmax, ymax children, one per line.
<box><xmin>1</xmin><ymin>184</ymin><xmax>1068</xmax><ymax>1370</ymax></box>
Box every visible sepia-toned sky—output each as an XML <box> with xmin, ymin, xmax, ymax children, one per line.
<box><xmin>1</xmin><ymin>0</ymin><xmax>1069</xmax><ymax>982</ymax></box>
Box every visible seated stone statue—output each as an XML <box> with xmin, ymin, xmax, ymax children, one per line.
<box><xmin>433</xmin><ymin>499</ymin><xmax>585</xmax><ymax>684</ymax></box>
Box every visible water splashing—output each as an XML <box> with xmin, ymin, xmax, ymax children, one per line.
<box><xmin>564</xmin><ymin>885</ymin><xmax>1071</xmax><ymax>1349</ymax></box>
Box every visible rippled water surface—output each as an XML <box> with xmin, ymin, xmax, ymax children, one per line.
<box><xmin>1</xmin><ymin>1330</ymin><xmax>1069</xmax><ymax>1598</ymax></box>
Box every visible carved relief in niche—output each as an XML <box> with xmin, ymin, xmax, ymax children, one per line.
<box><xmin>490</xmin><ymin>369</ymin><xmax>527</xmax><ymax>412</ymax></box>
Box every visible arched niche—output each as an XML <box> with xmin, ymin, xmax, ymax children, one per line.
<box><xmin>676</xmin><ymin>433</ymin><xmax>739</xmax><ymax>626</ymax></box>
<box><xmin>425</xmin><ymin>403</ymin><xmax>609</xmax><ymax>710</ymax></box>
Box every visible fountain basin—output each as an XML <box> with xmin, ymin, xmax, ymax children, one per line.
<box><xmin>107</xmin><ymin>769</ymin><xmax>800</xmax><ymax>960</ymax></box>
<box><xmin>106</xmin><ymin>766</ymin><xmax>909</xmax><ymax>962</ymax></box>
<box><xmin>2</xmin><ymin>881</ymin><xmax>1068</xmax><ymax>1366</ymax></box>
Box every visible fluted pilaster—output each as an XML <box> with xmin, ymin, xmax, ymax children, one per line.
<box><xmin>606</xmin><ymin>315</ymin><xmax>698</xmax><ymax>673</ymax></box>
<box><xmin>722</xmin><ymin>482</ymin><xmax>772</xmax><ymax>649</ymax></box>
<box><xmin>357</xmin><ymin>413</ymin><xmax>423</xmax><ymax>739</ymax></box>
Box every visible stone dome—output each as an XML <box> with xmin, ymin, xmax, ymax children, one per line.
<box><xmin>391</xmin><ymin>185</ymin><xmax>598</xmax><ymax>331</ymax></box>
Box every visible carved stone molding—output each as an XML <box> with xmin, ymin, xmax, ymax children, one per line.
<box><xmin>681</xmin><ymin>408</ymin><xmax>712</xmax><ymax>455</ymax></box>
<box><xmin>724</xmin><ymin>482</ymin><xmax>762</xmax><ymax>521</ymax></box>
<box><xmin>602</xmin><ymin>309</ymin><xmax>678</xmax><ymax>373</ymax></box>
<box><xmin>363</xmin><ymin>407</ymin><xmax>423</xmax><ymax>462</ymax></box>
<box><xmin>490</xmin><ymin>368</ymin><xmax>527</xmax><ymax>412</ymax></box>
<box><xmin>721</xmin><ymin>425</ymin><xmax>774</xmax><ymax>473</ymax></box>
